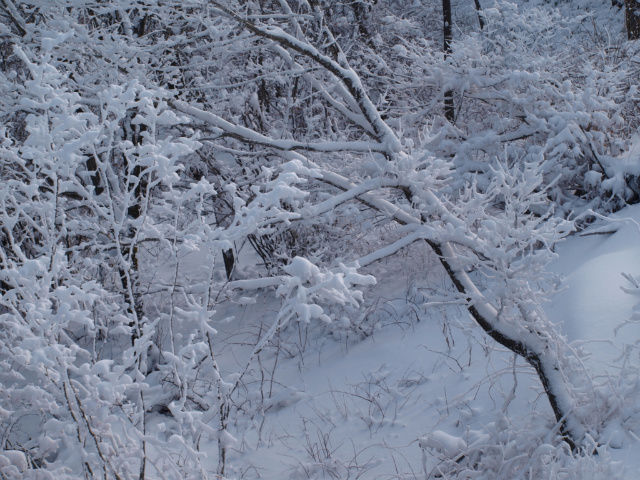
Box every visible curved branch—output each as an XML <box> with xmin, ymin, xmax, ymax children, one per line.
<box><xmin>208</xmin><ymin>1</ymin><xmax>401</xmax><ymax>153</ymax></box>
<box><xmin>174</xmin><ymin>59</ymin><xmax>588</xmax><ymax>450</ymax></box>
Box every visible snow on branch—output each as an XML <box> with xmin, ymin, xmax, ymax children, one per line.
<box><xmin>173</xmin><ymin>100</ymin><xmax>388</xmax><ymax>153</ymax></box>
<box><xmin>207</xmin><ymin>0</ymin><xmax>401</xmax><ymax>153</ymax></box>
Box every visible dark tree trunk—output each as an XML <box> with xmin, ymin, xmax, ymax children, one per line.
<box><xmin>223</xmin><ymin>249</ymin><xmax>235</xmax><ymax>281</ymax></box>
<box><xmin>426</xmin><ymin>238</ymin><xmax>583</xmax><ymax>449</ymax></box>
<box><xmin>474</xmin><ymin>0</ymin><xmax>485</xmax><ymax>30</ymax></box>
<box><xmin>443</xmin><ymin>0</ymin><xmax>455</xmax><ymax>123</ymax></box>
<box><xmin>85</xmin><ymin>155</ymin><xmax>104</xmax><ymax>195</ymax></box>
<box><xmin>627</xmin><ymin>0</ymin><xmax>640</xmax><ymax>40</ymax></box>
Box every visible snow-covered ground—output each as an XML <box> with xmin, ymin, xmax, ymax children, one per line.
<box><xmin>203</xmin><ymin>206</ymin><xmax>640</xmax><ymax>479</ymax></box>
<box><xmin>217</xmin><ymin>269</ymin><xmax>534</xmax><ymax>479</ymax></box>
<box><xmin>549</xmin><ymin>206</ymin><xmax>640</xmax><ymax>372</ymax></box>
<box><xmin>547</xmin><ymin>205</ymin><xmax>640</xmax><ymax>476</ymax></box>
<box><xmin>2</xmin><ymin>1</ymin><xmax>637</xmax><ymax>477</ymax></box>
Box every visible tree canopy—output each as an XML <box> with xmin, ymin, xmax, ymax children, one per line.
<box><xmin>1</xmin><ymin>0</ymin><xmax>639</xmax><ymax>478</ymax></box>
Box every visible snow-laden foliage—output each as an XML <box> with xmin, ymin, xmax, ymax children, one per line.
<box><xmin>384</xmin><ymin>0</ymin><xmax>638</xmax><ymax>217</ymax></box>
<box><xmin>0</xmin><ymin>46</ymin><xmax>204</xmax><ymax>478</ymax></box>
<box><xmin>0</xmin><ymin>0</ymin><xmax>639</xmax><ymax>477</ymax></box>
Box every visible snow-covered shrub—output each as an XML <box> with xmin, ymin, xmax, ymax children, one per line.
<box><xmin>0</xmin><ymin>43</ymin><xmax>222</xmax><ymax>478</ymax></box>
<box><xmin>380</xmin><ymin>0</ymin><xmax>637</xmax><ymax>217</ymax></box>
<box><xmin>1</xmin><ymin>0</ymin><xmax>639</xmax><ymax>477</ymax></box>
<box><xmin>420</xmin><ymin>416</ymin><xmax>619</xmax><ymax>479</ymax></box>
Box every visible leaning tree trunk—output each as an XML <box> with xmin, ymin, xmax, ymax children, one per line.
<box><xmin>180</xmin><ymin>1</ymin><xmax>591</xmax><ymax>449</ymax></box>
<box><xmin>425</xmin><ymin>240</ymin><xmax>585</xmax><ymax>449</ymax></box>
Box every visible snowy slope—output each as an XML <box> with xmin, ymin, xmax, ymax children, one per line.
<box><xmin>548</xmin><ymin>206</ymin><xmax>640</xmax><ymax>373</ymax></box>
<box><xmin>546</xmin><ymin>206</ymin><xmax>640</xmax><ymax>476</ymax></box>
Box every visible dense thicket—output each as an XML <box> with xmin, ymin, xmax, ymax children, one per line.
<box><xmin>0</xmin><ymin>0</ymin><xmax>639</xmax><ymax>478</ymax></box>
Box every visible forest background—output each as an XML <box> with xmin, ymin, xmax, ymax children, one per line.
<box><xmin>1</xmin><ymin>0</ymin><xmax>640</xmax><ymax>478</ymax></box>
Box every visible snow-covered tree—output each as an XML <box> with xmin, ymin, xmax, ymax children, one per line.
<box><xmin>0</xmin><ymin>0</ymin><xmax>639</xmax><ymax>477</ymax></box>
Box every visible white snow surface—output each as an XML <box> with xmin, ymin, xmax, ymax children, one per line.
<box><xmin>549</xmin><ymin>207</ymin><xmax>640</xmax><ymax>370</ymax></box>
<box><xmin>546</xmin><ymin>205</ymin><xmax>640</xmax><ymax>476</ymax></box>
<box><xmin>195</xmin><ymin>205</ymin><xmax>640</xmax><ymax>479</ymax></box>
